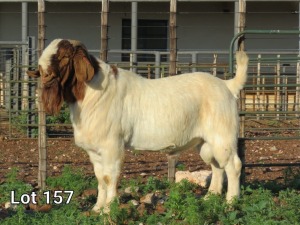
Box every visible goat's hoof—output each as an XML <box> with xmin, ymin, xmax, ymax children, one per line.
<box><xmin>92</xmin><ymin>205</ymin><xmax>110</xmax><ymax>214</ymax></box>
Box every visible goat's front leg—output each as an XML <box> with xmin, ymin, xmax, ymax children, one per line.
<box><xmin>88</xmin><ymin>147</ymin><xmax>124</xmax><ymax>213</ymax></box>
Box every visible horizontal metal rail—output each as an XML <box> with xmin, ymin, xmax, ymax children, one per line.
<box><xmin>229</xmin><ymin>30</ymin><xmax>300</xmax><ymax>74</ymax></box>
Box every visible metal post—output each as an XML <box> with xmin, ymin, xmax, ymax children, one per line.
<box><xmin>155</xmin><ymin>52</ymin><xmax>160</xmax><ymax>79</ymax></box>
<box><xmin>131</xmin><ymin>2</ymin><xmax>138</xmax><ymax>73</ymax></box>
<box><xmin>38</xmin><ymin>0</ymin><xmax>47</xmax><ymax>190</ymax></box>
<box><xmin>192</xmin><ymin>53</ymin><xmax>197</xmax><ymax>73</ymax></box>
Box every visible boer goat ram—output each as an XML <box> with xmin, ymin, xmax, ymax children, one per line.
<box><xmin>27</xmin><ymin>39</ymin><xmax>248</xmax><ymax>212</ymax></box>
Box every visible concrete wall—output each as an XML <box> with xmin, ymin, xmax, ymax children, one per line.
<box><xmin>0</xmin><ymin>1</ymin><xmax>299</xmax><ymax>60</ymax></box>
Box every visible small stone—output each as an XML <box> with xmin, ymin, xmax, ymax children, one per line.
<box><xmin>259</xmin><ymin>156</ymin><xmax>270</xmax><ymax>161</ymax></box>
<box><xmin>175</xmin><ymin>170</ymin><xmax>212</xmax><ymax>187</ymax></box>
<box><xmin>270</xmin><ymin>146</ymin><xmax>277</xmax><ymax>151</ymax></box>
<box><xmin>140</xmin><ymin>193</ymin><xmax>156</xmax><ymax>204</ymax></box>
<box><xmin>124</xmin><ymin>186</ymin><xmax>139</xmax><ymax>194</ymax></box>
<box><xmin>4</xmin><ymin>202</ymin><xmax>11</xmax><ymax>209</ymax></box>
<box><xmin>130</xmin><ymin>199</ymin><xmax>139</xmax><ymax>206</ymax></box>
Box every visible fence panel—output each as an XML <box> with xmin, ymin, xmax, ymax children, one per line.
<box><xmin>0</xmin><ymin>39</ymin><xmax>38</xmax><ymax>139</ymax></box>
<box><xmin>229</xmin><ymin>31</ymin><xmax>300</xmax><ymax>184</ymax></box>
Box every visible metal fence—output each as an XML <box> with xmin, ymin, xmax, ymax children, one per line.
<box><xmin>0</xmin><ymin>38</ymin><xmax>38</xmax><ymax>138</ymax></box>
<box><xmin>0</xmin><ymin>47</ymin><xmax>299</xmax><ymax>140</ymax></box>
<box><xmin>0</xmin><ymin>33</ymin><xmax>299</xmax><ymax>185</ymax></box>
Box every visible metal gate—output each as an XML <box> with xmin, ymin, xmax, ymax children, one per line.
<box><xmin>0</xmin><ymin>38</ymin><xmax>38</xmax><ymax>138</ymax></box>
<box><xmin>229</xmin><ymin>30</ymin><xmax>300</xmax><ymax>180</ymax></box>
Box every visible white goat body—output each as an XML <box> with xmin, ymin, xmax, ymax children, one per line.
<box><xmin>27</xmin><ymin>39</ymin><xmax>248</xmax><ymax>212</ymax></box>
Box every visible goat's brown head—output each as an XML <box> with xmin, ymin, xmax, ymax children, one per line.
<box><xmin>27</xmin><ymin>39</ymin><xmax>99</xmax><ymax>115</ymax></box>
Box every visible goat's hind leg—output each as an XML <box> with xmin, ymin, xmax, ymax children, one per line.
<box><xmin>208</xmin><ymin>161</ymin><xmax>225</xmax><ymax>195</ymax></box>
<box><xmin>224</xmin><ymin>154</ymin><xmax>242</xmax><ymax>202</ymax></box>
<box><xmin>199</xmin><ymin>143</ymin><xmax>224</xmax><ymax>196</ymax></box>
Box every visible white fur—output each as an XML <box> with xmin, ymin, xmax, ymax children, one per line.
<box><xmin>39</xmin><ymin>39</ymin><xmax>62</xmax><ymax>72</ymax></box>
<box><xmin>39</xmin><ymin>43</ymin><xmax>248</xmax><ymax>212</ymax></box>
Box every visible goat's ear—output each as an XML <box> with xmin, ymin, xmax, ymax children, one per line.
<box><xmin>26</xmin><ymin>69</ymin><xmax>40</xmax><ymax>78</ymax></box>
<box><xmin>73</xmin><ymin>47</ymin><xmax>95</xmax><ymax>82</ymax></box>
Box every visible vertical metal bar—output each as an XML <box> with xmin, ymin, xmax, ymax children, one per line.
<box><xmin>13</xmin><ymin>49</ymin><xmax>19</xmax><ymax>112</ymax></box>
<box><xmin>169</xmin><ymin>0</ymin><xmax>177</xmax><ymax>76</ymax></box>
<box><xmin>283</xmin><ymin>71</ymin><xmax>288</xmax><ymax>119</ymax></box>
<box><xmin>155</xmin><ymin>52</ymin><xmax>160</xmax><ymax>79</ymax></box>
<box><xmin>276</xmin><ymin>55</ymin><xmax>281</xmax><ymax>120</ymax></box>
<box><xmin>257</xmin><ymin>54</ymin><xmax>261</xmax><ymax>120</ymax></box>
<box><xmin>261</xmin><ymin>55</ymin><xmax>266</xmax><ymax>117</ymax></box>
<box><xmin>38</xmin><ymin>0</ymin><xmax>47</xmax><ymax>190</ymax></box>
<box><xmin>101</xmin><ymin>0</ymin><xmax>109</xmax><ymax>62</ymax></box>
<box><xmin>212</xmin><ymin>54</ymin><xmax>217</xmax><ymax>76</ymax></box>
<box><xmin>192</xmin><ymin>53</ymin><xmax>197</xmax><ymax>73</ymax></box>
<box><xmin>131</xmin><ymin>2</ymin><xmax>138</xmax><ymax>73</ymax></box>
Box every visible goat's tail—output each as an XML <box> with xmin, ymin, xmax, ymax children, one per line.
<box><xmin>225</xmin><ymin>51</ymin><xmax>249</xmax><ymax>98</ymax></box>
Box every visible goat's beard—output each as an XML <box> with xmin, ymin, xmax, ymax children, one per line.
<box><xmin>41</xmin><ymin>78</ymin><xmax>64</xmax><ymax>115</ymax></box>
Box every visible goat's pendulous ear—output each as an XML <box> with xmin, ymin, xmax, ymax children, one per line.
<box><xmin>73</xmin><ymin>47</ymin><xmax>95</xmax><ymax>82</ymax></box>
<box><xmin>26</xmin><ymin>69</ymin><xmax>40</xmax><ymax>78</ymax></box>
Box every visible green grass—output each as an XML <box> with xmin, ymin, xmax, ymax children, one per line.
<box><xmin>1</xmin><ymin>166</ymin><xmax>300</xmax><ymax>225</ymax></box>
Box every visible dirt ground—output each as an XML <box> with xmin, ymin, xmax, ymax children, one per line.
<box><xmin>0</xmin><ymin>128</ymin><xmax>299</xmax><ymax>186</ymax></box>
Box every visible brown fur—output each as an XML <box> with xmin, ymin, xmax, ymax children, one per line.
<box><xmin>42</xmin><ymin>79</ymin><xmax>64</xmax><ymax>115</ymax></box>
<box><xmin>110</xmin><ymin>65</ymin><xmax>118</xmax><ymax>76</ymax></box>
<box><xmin>27</xmin><ymin>39</ymin><xmax>99</xmax><ymax>115</ymax></box>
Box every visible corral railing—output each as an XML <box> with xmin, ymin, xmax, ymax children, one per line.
<box><xmin>0</xmin><ymin>47</ymin><xmax>299</xmax><ymax>140</ymax></box>
<box><xmin>0</xmin><ymin>38</ymin><xmax>38</xmax><ymax>138</ymax></box>
<box><xmin>229</xmin><ymin>30</ymin><xmax>300</xmax><ymax>183</ymax></box>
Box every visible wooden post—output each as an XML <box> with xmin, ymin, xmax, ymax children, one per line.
<box><xmin>169</xmin><ymin>0</ymin><xmax>177</xmax><ymax>76</ymax></box>
<box><xmin>100</xmin><ymin>0</ymin><xmax>109</xmax><ymax>62</ymax></box>
<box><xmin>37</xmin><ymin>0</ymin><xmax>47</xmax><ymax>190</ymax></box>
<box><xmin>237</xmin><ymin>0</ymin><xmax>246</xmax><ymax>51</ymax></box>
<box><xmin>236</xmin><ymin>0</ymin><xmax>246</xmax><ymax>185</ymax></box>
<box><xmin>237</xmin><ymin>0</ymin><xmax>246</xmax><ymax>138</ymax></box>
<box><xmin>167</xmin><ymin>154</ymin><xmax>178</xmax><ymax>182</ymax></box>
<box><xmin>296</xmin><ymin>57</ymin><xmax>300</xmax><ymax>118</ymax></box>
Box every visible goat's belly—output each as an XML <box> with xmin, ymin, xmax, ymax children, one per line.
<box><xmin>127</xmin><ymin>137</ymin><xmax>203</xmax><ymax>154</ymax></box>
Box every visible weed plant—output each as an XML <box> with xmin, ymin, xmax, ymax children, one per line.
<box><xmin>1</xmin><ymin>166</ymin><xmax>300</xmax><ymax>224</ymax></box>
<box><xmin>0</xmin><ymin>168</ymin><xmax>32</xmax><ymax>203</ymax></box>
